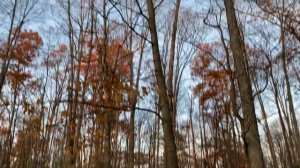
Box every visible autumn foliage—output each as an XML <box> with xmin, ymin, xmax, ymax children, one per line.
<box><xmin>0</xmin><ymin>30</ymin><xmax>42</xmax><ymax>85</ymax></box>
<box><xmin>78</xmin><ymin>39</ymin><xmax>132</xmax><ymax>78</ymax></box>
<box><xmin>0</xmin><ymin>0</ymin><xmax>300</xmax><ymax>168</ymax></box>
<box><xmin>191</xmin><ymin>42</ymin><xmax>230</xmax><ymax>104</ymax></box>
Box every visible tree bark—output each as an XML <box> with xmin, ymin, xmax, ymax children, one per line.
<box><xmin>128</xmin><ymin>34</ymin><xmax>146</xmax><ymax>168</ymax></box>
<box><xmin>66</xmin><ymin>0</ymin><xmax>76</xmax><ymax>166</ymax></box>
<box><xmin>279</xmin><ymin>6</ymin><xmax>300</xmax><ymax>164</ymax></box>
<box><xmin>167</xmin><ymin>0</ymin><xmax>181</xmax><ymax>130</ymax></box>
<box><xmin>223</xmin><ymin>1</ymin><xmax>265</xmax><ymax>167</ymax></box>
<box><xmin>146</xmin><ymin>1</ymin><xmax>179</xmax><ymax>167</ymax></box>
<box><xmin>254</xmin><ymin>82</ymin><xmax>278</xmax><ymax>168</ymax></box>
<box><xmin>268</xmin><ymin>57</ymin><xmax>294</xmax><ymax>166</ymax></box>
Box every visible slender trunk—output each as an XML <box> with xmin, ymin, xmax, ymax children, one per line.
<box><xmin>128</xmin><ymin>108</ymin><xmax>135</xmax><ymax>168</ymax></box>
<box><xmin>219</xmin><ymin>25</ymin><xmax>240</xmax><ymax>168</ymax></box>
<box><xmin>66</xmin><ymin>0</ymin><xmax>76</xmax><ymax>166</ymax></box>
<box><xmin>269</xmin><ymin>65</ymin><xmax>294</xmax><ymax>166</ymax></box>
<box><xmin>223</xmin><ymin>0</ymin><xmax>265</xmax><ymax>167</ymax></box>
<box><xmin>167</xmin><ymin>0</ymin><xmax>181</xmax><ymax>129</ymax></box>
<box><xmin>137</xmin><ymin>122</ymin><xmax>142</xmax><ymax>168</ymax></box>
<box><xmin>254</xmin><ymin>82</ymin><xmax>278</xmax><ymax>168</ymax></box>
<box><xmin>189</xmin><ymin>98</ymin><xmax>198</xmax><ymax>167</ymax></box>
<box><xmin>156</xmin><ymin>115</ymin><xmax>160</xmax><ymax>168</ymax></box>
<box><xmin>102</xmin><ymin>1</ymin><xmax>112</xmax><ymax>167</ymax></box>
<box><xmin>128</xmin><ymin>35</ymin><xmax>146</xmax><ymax>168</ymax></box>
<box><xmin>1</xmin><ymin>86</ymin><xmax>18</xmax><ymax>168</ymax></box>
<box><xmin>0</xmin><ymin>0</ymin><xmax>20</xmax><ymax>94</ymax></box>
<box><xmin>146</xmin><ymin>1</ymin><xmax>179</xmax><ymax>167</ymax></box>
<box><xmin>280</xmin><ymin>5</ymin><xmax>300</xmax><ymax>163</ymax></box>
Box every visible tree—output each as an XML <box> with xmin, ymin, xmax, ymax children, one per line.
<box><xmin>223</xmin><ymin>0</ymin><xmax>265</xmax><ymax>167</ymax></box>
<box><xmin>146</xmin><ymin>0</ymin><xmax>179</xmax><ymax>167</ymax></box>
<box><xmin>0</xmin><ymin>0</ymin><xmax>39</xmax><ymax>95</ymax></box>
<box><xmin>0</xmin><ymin>0</ymin><xmax>300</xmax><ymax>167</ymax></box>
<box><xmin>167</xmin><ymin>0</ymin><xmax>181</xmax><ymax>130</ymax></box>
<box><xmin>0</xmin><ymin>29</ymin><xmax>42</xmax><ymax>167</ymax></box>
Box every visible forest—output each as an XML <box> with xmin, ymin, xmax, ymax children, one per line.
<box><xmin>0</xmin><ymin>0</ymin><xmax>299</xmax><ymax>167</ymax></box>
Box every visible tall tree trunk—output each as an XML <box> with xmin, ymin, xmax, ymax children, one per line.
<box><xmin>128</xmin><ymin>35</ymin><xmax>146</xmax><ymax>168</ymax></box>
<box><xmin>219</xmin><ymin>25</ymin><xmax>239</xmax><ymax>168</ymax></box>
<box><xmin>189</xmin><ymin>97</ymin><xmax>198</xmax><ymax>167</ymax></box>
<box><xmin>167</xmin><ymin>0</ymin><xmax>181</xmax><ymax>130</ymax></box>
<box><xmin>254</xmin><ymin>82</ymin><xmax>278</xmax><ymax>168</ymax></box>
<box><xmin>269</xmin><ymin>59</ymin><xmax>294</xmax><ymax>166</ymax></box>
<box><xmin>146</xmin><ymin>1</ymin><xmax>179</xmax><ymax>167</ymax></box>
<box><xmin>280</xmin><ymin>4</ymin><xmax>300</xmax><ymax>164</ymax></box>
<box><xmin>223</xmin><ymin>1</ymin><xmax>265</xmax><ymax>167</ymax></box>
<box><xmin>66</xmin><ymin>0</ymin><xmax>76</xmax><ymax>166</ymax></box>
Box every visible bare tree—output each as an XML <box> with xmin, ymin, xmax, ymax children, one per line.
<box><xmin>146</xmin><ymin>0</ymin><xmax>179</xmax><ymax>167</ymax></box>
<box><xmin>223</xmin><ymin>0</ymin><xmax>265</xmax><ymax>167</ymax></box>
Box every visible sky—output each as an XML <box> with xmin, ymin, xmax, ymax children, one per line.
<box><xmin>1</xmin><ymin>0</ymin><xmax>299</xmax><ymax>139</ymax></box>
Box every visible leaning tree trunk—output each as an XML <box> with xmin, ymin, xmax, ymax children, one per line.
<box><xmin>223</xmin><ymin>0</ymin><xmax>265</xmax><ymax>168</ymax></box>
<box><xmin>280</xmin><ymin>7</ymin><xmax>300</xmax><ymax>164</ymax></box>
<box><xmin>146</xmin><ymin>1</ymin><xmax>179</xmax><ymax>167</ymax></box>
<box><xmin>254</xmin><ymin>83</ymin><xmax>278</xmax><ymax>168</ymax></box>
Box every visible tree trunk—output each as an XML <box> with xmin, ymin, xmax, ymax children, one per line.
<box><xmin>66</xmin><ymin>0</ymin><xmax>76</xmax><ymax>166</ymax></box>
<box><xmin>280</xmin><ymin>6</ymin><xmax>300</xmax><ymax>164</ymax></box>
<box><xmin>128</xmin><ymin>36</ymin><xmax>145</xmax><ymax>168</ymax></box>
<box><xmin>167</xmin><ymin>0</ymin><xmax>181</xmax><ymax>130</ymax></box>
<box><xmin>189</xmin><ymin>97</ymin><xmax>198</xmax><ymax>167</ymax></box>
<box><xmin>269</xmin><ymin>63</ymin><xmax>294</xmax><ymax>166</ymax></box>
<box><xmin>146</xmin><ymin>1</ymin><xmax>179</xmax><ymax>167</ymax></box>
<box><xmin>219</xmin><ymin>25</ymin><xmax>239</xmax><ymax>168</ymax></box>
<box><xmin>223</xmin><ymin>0</ymin><xmax>265</xmax><ymax>167</ymax></box>
<box><xmin>254</xmin><ymin>83</ymin><xmax>278</xmax><ymax>168</ymax></box>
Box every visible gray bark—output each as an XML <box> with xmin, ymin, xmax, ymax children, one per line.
<box><xmin>146</xmin><ymin>1</ymin><xmax>179</xmax><ymax>167</ymax></box>
<box><xmin>167</xmin><ymin>0</ymin><xmax>181</xmax><ymax>128</ymax></box>
<box><xmin>224</xmin><ymin>0</ymin><xmax>265</xmax><ymax>167</ymax></box>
